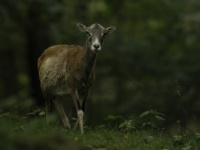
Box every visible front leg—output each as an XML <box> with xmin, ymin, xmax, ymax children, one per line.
<box><xmin>71</xmin><ymin>89</ymin><xmax>84</xmax><ymax>133</ymax></box>
<box><xmin>81</xmin><ymin>91</ymin><xmax>88</xmax><ymax>112</ymax></box>
<box><xmin>74</xmin><ymin>91</ymin><xmax>88</xmax><ymax>131</ymax></box>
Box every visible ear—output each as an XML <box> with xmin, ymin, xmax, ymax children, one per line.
<box><xmin>76</xmin><ymin>23</ymin><xmax>87</xmax><ymax>32</ymax></box>
<box><xmin>105</xmin><ymin>26</ymin><xmax>116</xmax><ymax>34</ymax></box>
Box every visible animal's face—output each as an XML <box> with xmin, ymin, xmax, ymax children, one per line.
<box><xmin>77</xmin><ymin>23</ymin><xmax>116</xmax><ymax>53</ymax></box>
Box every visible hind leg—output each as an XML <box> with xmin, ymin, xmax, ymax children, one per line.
<box><xmin>74</xmin><ymin>119</ymin><xmax>79</xmax><ymax>130</ymax></box>
<box><xmin>53</xmin><ymin>97</ymin><xmax>71</xmax><ymax>129</ymax></box>
<box><xmin>45</xmin><ymin>99</ymin><xmax>50</xmax><ymax>124</ymax></box>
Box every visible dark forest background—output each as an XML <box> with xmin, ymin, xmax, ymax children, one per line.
<box><xmin>1</xmin><ymin>0</ymin><xmax>200</xmax><ymax>130</ymax></box>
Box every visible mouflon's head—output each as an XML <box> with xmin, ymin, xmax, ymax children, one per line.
<box><xmin>77</xmin><ymin>23</ymin><xmax>116</xmax><ymax>53</ymax></box>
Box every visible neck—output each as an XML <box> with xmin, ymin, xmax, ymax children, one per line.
<box><xmin>82</xmin><ymin>40</ymin><xmax>97</xmax><ymax>70</ymax></box>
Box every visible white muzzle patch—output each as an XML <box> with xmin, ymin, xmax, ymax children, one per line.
<box><xmin>91</xmin><ymin>38</ymin><xmax>101</xmax><ymax>52</ymax></box>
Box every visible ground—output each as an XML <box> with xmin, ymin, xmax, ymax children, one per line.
<box><xmin>0</xmin><ymin>114</ymin><xmax>200</xmax><ymax>150</ymax></box>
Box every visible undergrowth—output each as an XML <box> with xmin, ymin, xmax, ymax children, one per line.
<box><xmin>0</xmin><ymin>107</ymin><xmax>200</xmax><ymax>150</ymax></box>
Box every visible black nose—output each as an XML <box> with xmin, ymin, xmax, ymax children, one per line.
<box><xmin>94</xmin><ymin>44</ymin><xmax>100</xmax><ymax>49</ymax></box>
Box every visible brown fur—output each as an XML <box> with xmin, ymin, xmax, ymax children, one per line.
<box><xmin>38</xmin><ymin>43</ymin><xmax>96</xmax><ymax>99</ymax></box>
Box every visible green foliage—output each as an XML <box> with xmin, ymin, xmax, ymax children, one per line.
<box><xmin>0</xmin><ymin>107</ymin><xmax>200</xmax><ymax>150</ymax></box>
<box><xmin>105</xmin><ymin>115</ymin><xmax>122</xmax><ymax>121</ymax></box>
<box><xmin>172</xmin><ymin>131</ymin><xmax>200</xmax><ymax>150</ymax></box>
<box><xmin>169</xmin><ymin>121</ymin><xmax>200</xmax><ymax>150</ymax></box>
<box><xmin>117</xmin><ymin>109</ymin><xmax>166</xmax><ymax>132</ymax></box>
<box><xmin>139</xmin><ymin>110</ymin><xmax>165</xmax><ymax>129</ymax></box>
<box><xmin>27</xmin><ymin>107</ymin><xmax>45</xmax><ymax>118</ymax></box>
<box><xmin>118</xmin><ymin>119</ymin><xmax>136</xmax><ymax>132</ymax></box>
<box><xmin>0</xmin><ymin>121</ymin><xmax>86</xmax><ymax>150</ymax></box>
<box><xmin>195</xmin><ymin>133</ymin><xmax>200</xmax><ymax>141</ymax></box>
<box><xmin>1</xmin><ymin>121</ymin><xmax>200</xmax><ymax>150</ymax></box>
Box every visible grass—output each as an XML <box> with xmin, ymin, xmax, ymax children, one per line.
<box><xmin>0</xmin><ymin>115</ymin><xmax>200</xmax><ymax>150</ymax></box>
<box><xmin>0</xmin><ymin>105</ymin><xmax>199</xmax><ymax>150</ymax></box>
<box><xmin>67</xmin><ymin>128</ymin><xmax>172</xmax><ymax>150</ymax></box>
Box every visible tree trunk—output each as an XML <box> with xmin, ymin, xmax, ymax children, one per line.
<box><xmin>0</xmin><ymin>49</ymin><xmax>18</xmax><ymax>98</ymax></box>
<box><xmin>26</xmin><ymin>1</ymin><xmax>52</xmax><ymax>105</ymax></box>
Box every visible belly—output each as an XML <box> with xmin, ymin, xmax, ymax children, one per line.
<box><xmin>53</xmin><ymin>83</ymin><xmax>70</xmax><ymax>96</ymax></box>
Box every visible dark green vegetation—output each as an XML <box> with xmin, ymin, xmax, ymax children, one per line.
<box><xmin>1</xmin><ymin>0</ymin><xmax>200</xmax><ymax>149</ymax></box>
<box><xmin>0</xmin><ymin>108</ymin><xmax>200</xmax><ymax>150</ymax></box>
<box><xmin>0</xmin><ymin>98</ymin><xmax>199</xmax><ymax>150</ymax></box>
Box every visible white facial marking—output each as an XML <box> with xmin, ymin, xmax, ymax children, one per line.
<box><xmin>93</xmin><ymin>38</ymin><xmax>100</xmax><ymax>46</ymax></box>
<box><xmin>91</xmin><ymin>37</ymin><xmax>101</xmax><ymax>52</ymax></box>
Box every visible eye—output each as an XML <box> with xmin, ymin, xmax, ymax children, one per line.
<box><xmin>86</xmin><ymin>31</ymin><xmax>92</xmax><ymax>37</ymax></box>
<box><xmin>101</xmin><ymin>32</ymin><xmax>107</xmax><ymax>38</ymax></box>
